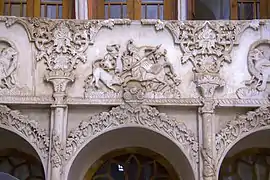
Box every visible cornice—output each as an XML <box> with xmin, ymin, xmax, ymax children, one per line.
<box><xmin>0</xmin><ymin>95</ymin><xmax>268</xmax><ymax>107</ymax></box>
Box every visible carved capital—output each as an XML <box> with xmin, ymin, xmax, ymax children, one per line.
<box><xmin>200</xmin><ymin>98</ymin><xmax>218</xmax><ymax>114</ymax></box>
<box><xmin>194</xmin><ymin>73</ymin><xmax>225</xmax><ymax>98</ymax></box>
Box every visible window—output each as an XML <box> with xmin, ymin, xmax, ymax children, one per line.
<box><xmin>219</xmin><ymin>148</ymin><xmax>270</xmax><ymax>180</ymax></box>
<box><xmin>231</xmin><ymin>0</ymin><xmax>270</xmax><ymax>19</ymax></box>
<box><xmin>90</xmin><ymin>0</ymin><xmax>177</xmax><ymax>20</ymax></box>
<box><xmin>0</xmin><ymin>0</ymin><xmax>75</xmax><ymax>19</ymax></box>
<box><xmin>189</xmin><ymin>0</ymin><xmax>270</xmax><ymax>20</ymax></box>
<box><xmin>84</xmin><ymin>148</ymin><xmax>179</xmax><ymax>180</ymax></box>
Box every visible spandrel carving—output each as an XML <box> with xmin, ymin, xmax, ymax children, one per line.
<box><xmin>236</xmin><ymin>40</ymin><xmax>270</xmax><ymax>100</ymax></box>
<box><xmin>66</xmin><ymin>103</ymin><xmax>198</xmax><ymax>168</ymax></box>
<box><xmin>84</xmin><ymin>39</ymin><xmax>181</xmax><ymax>99</ymax></box>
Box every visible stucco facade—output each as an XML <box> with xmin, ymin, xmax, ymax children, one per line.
<box><xmin>0</xmin><ymin>16</ymin><xmax>269</xmax><ymax>180</ymax></box>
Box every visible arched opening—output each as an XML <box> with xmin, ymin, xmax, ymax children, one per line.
<box><xmin>67</xmin><ymin>127</ymin><xmax>195</xmax><ymax>180</ymax></box>
<box><xmin>218</xmin><ymin>130</ymin><xmax>270</xmax><ymax>180</ymax></box>
<box><xmin>84</xmin><ymin>147</ymin><xmax>179</xmax><ymax>180</ymax></box>
<box><xmin>0</xmin><ymin>128</ymin><xmax>45</xmax><ymax>180</ymax></box>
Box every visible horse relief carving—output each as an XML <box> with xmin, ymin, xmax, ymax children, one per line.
<box><xmin>84</xmin><ymin>39</ymin><xmax>181</xmax><ymax>99</ymax></box>
<box><xmin>0</xmin><ymin>42</ymin><xmax>18</xmax><ymax>89</ymax></box>
<box><xmin>236</xmin><ymin>40</ymin><xmax>270</xmax><ymax>99</ymax></box>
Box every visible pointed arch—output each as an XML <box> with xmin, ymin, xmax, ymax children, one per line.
<box><xmin>0</xmin><ymin>105</ymin><xmax>49</xmax><ymax>170</ymax></box>
<box><xmin>215</xmin><ymin>106</ymin><xmax>270</xmax><ymax>176</ymax></box>
<box><xmin>65</xmin><ymin>104</ymin><xmax>199</xmax><ymax>178</ymax></box>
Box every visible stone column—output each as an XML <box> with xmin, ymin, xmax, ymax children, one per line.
<box><xmin>47</xmin><ymin>75</ymin><xmax>73</xmax><ymax>180</ymax></box>
<box><xmin>194</xmin><ymin>73</ymin><xmax>224</xmax><ymax>180</ymax></box>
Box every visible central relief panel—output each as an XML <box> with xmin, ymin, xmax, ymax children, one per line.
<box><xmin>84</xmin><ymin>39</ymin><xmax>181</xmax><ymax>99</ymax></box>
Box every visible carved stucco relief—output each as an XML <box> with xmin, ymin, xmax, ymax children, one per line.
<box><xmin>141</xmin><ymin>19</ymin><xmax>262</xmax><ymax>98</ymax></box>
<box><xmin>236</xmin><ymin>40</ymin><xmax>270</xmax><ymax>100</ymax></box>
<box><xmin>215</xmin><ymin>106</ymin><xmax>270</xmax><ymax>170</ymax></box>
<box><xmin>0</xmin><ymin>104</ymin><xmax>49</xmax><ymax>166</ymax></box>
<box><xmin>84</xmin><ymin>39</ymin><xmax>181</xmax><ymax>99</ymax></box>
<box><xmin>0</xmin><ymin>39</ymin><xmax>20</xmax><ymax>94</ymax></box>
<box><xmin>66</xmin><ymin>88</ymin><xmax>199</xmax><ymax>170</ymax></box>
<box><xmin>0</xmin><ymin>17</ymin><xmax>131</xmax><ymax>100</ymax></box>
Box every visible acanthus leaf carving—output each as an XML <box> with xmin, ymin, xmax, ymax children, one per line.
<box><xmin>216</xmin><ymin>106</ymin><xmax>270</xmax><ymax>163</ymax></box>
<box><xmin>236</xmin><ymin>40</ymin><xmax>270</xmax><ymax>100</ymax></box>
<box><xmin>0</xmin><ymin>105</ymin><xmax>49</xmax><ymax>162</ymax></box>
<box><xmin>66</xmin><ymin>104</ymin><xmax>199</xmax><ymax>168</ymax></box>
<box><xmin>84</xmin><ymin>39</ymin><xmax>181</xmax><ymax>100</ymax></box>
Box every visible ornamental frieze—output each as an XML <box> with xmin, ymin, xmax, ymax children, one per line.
<box><xmin>0</xmin><ymin>17</ymin><xmax>131</xmax><ymax>103</ymax></box>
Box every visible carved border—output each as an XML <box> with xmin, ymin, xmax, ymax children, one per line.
<box><xmin>0</xmin><ymin>16</ymin><xmax>131</xmax><ymax>43</ymax></box>
<box><xmin>0</xmin><ymin>96</ymin><xmax>268</xmax><ymax>107</ymax></box>
<box><xmin>215</xmin><ymin>106</ymin><xmax>270</xmax><ymax>170</ymax></box>
<box><xmin>140</xmin><ymin>19</ymin><xmax>263</xmax><ymax>45</ymax></box>
<box><xmin>0</xmin><ymin>105</ymin><xmax>49</xmax><ymax>167</ymax></box>
<box><xmin>65</xmin><ymin>104</ymin><xmax>199</xmax><ymax>170</ymax></box>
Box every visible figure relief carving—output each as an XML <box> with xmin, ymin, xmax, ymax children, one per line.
<box><xmin>66</xmin><ymin>103</ymin><xmax>198</xmax><ymax>168</ymax></box>
<box><xmin>0</xmin><ymin>105</ymin><xmax>49</xmax><ymax>163</ymax></box>
<box><xmin>84</xmin><ymin>39</ymin><xmax>181</xmax><ymax>99</ymax></box>
<box><xmin>216</xmin><ymin>106</ymin><xmax>270</xmax><ymax>164</ymax></box>
<box><xmin>237</xmin><ymin>40</ymin><xmax>270</xmax><ymax>100</ymax></box>
<box><xmin>0</xmin><ymin>40</ymin><xmax>18</xmax><ymax>89</ymax></box>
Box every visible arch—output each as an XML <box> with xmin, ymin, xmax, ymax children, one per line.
<box><xmin>0</xmin><ymin>105</ymin><xmax>49</xmax><ymax>171</ymax></box>
<box><xmin>215</xmin><ymin>106</ymin><xmax>270</xmax><ymax>177</ymax></box>
<box><xmin>84</xmin><ymin>147</ymin><xmax>179</xmax><ymax>180</ymax></box>
<box><xmin>65</xmin><ymin>104</ymin><xmax>198</xmax><ymax>180</ymax></box>
<box><xmin>219</xmin><ymin>147</ymin><xmax>270</xmax><ymax>179</ymax></box>
<box><xmin>67</xmin><ymin>127</ymin><xmax>196</xmax><ymax>180</ymax></box>
<box><xmin>0</xmin><ymin>148</ymin><xmax>45</xmax><ymax>179</ymax></box>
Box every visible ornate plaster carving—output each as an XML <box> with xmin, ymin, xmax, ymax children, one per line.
<box><xmin>0</xmin><ymin>17</ymin><xmax>131</xmax><ymax>103</ymax></box>
<box><xmin>0</xmin><ymin>105</ymin><xmax>49</xmax><ymax>162</ymax></box>
<box><xmin>201</xmin><ymin>147</ymin><xmax>216</xmax><ymax>178</ymax></box>
<box><xmin>236</xmin><ymin>40</ymin><xmax>270</xmax><ymax>100</ymax></box>
<box><xmin>216</xmin><ymin>106</ymin><xmax>270</xmax><ymax>164</ymax></box>
<box><xmin>50</xmin><ymin>131</ymin><xmax>63</xmax><ymax>168</ymax></box>
<box><xmin>66</xmin><ymin>103</ymin><xmax>199</xmax><ymax>168</ymax></box>
<box><xmin>84</xmin><ymin>39</ymin><xmax>181</xmax><ymax>100</ymax></box>
<box><xmin>142</xmin><ymin>20</ymin><xmax>261</xmax><ymax>98</ymax></box>
<box><xmin>0</xmin><ymin>39</ymin><xmax>18</xmax><ymax>90</ymax></box>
